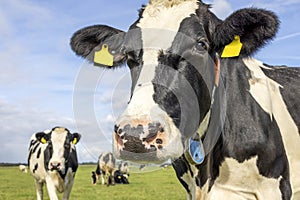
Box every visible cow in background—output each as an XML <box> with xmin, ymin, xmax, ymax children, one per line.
<box><xmin>19</xmin><ymin>164</ymin><xmax>28</xmax><ymax>173</ymax></box>
<box><xmin>118</xmin><ymin>162</ymin><xmax>130</xmax><ymax>176</ymax></box>
<box><xmin>114</xmin><ymin>162</ymin><xmax>130</xmax><ymax>184</ymax></box>
<box><xmin>28</xmin><ymin>127</ymin><xmax>81</xmax><ymax>200</ymax></box>
<box><xmin>95</xmin><ymin>152</ymin><xmax>115</xmax><ymax>186</ymax></box>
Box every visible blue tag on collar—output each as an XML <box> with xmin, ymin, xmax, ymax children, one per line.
<box><xmin>185</xmin><ymin>138</ymin><xmax>205</xmax><ymax>165</ymax></box>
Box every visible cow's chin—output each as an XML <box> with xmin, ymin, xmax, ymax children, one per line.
<box><xmin>113</xmin><ymin>132</ymin><xmax>184</xmax><ymax>164</ymax></box>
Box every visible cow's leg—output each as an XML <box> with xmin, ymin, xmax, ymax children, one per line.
<box><xmin>62</xmin><ymin>171</ymin><xmax>75</xmax><ymax>200</ymax></box>
<box><xmin>34</xmin><ymin>179</ymin><xmax>44</xmax><ymax>200</ymax></box>
<box><xmin>45</xmin><ymin>176</ymin><xmax>58</xmax><ymax>200</ymax></box>
<box><xmin>101</xmin><ymin>174</ymin><xmax>105</xmax><ymax>185</ymax></box>
<box><xmin>110</xmin><ymin>169</ymin><xmax>115</xmax><ymax>186</ymax></box>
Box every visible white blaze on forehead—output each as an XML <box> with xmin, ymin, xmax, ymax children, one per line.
<box><xmin>244</xmin><ymin>58</ymin><xmax>300</xmax><ymax>197</ymax></box>
<box><xmin>50</xmin><ymin>128</ymin><xmax>68</xmax><ymax>161</ymax></box>
<box><xmin>138</xmin><ymin>0</ymin><xmax>199</xmax><ymax>64</ymax></box>
<box><xmin>127</xmin><ymin>1</ymin><xmax>198</xmax><ymax>115</ymax></box>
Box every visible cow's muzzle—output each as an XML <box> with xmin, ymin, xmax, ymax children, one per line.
<box><xmin>49</xmin><ymin>161</ymin><xmax>62</xmax><ymax>171</ymax></box>
<box><xmin>114</xmin><ymin>121</ymin><xmax>167</xmax><ymax>162</ymax></box>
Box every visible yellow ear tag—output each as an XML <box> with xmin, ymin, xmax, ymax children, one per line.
<box><xmin>94</xmin><ymin>44</ymin><xmax>114</xmax><ymax>66</ymax></box>
<box><xmin>72</xmin><ymin>138</ymin><xmax>77</xmax><ymax>145</ymax></box>
<box><xmin>221</xmin><ymin>35</ymin><xmax>243</xmax><ymax>58</ymax></box>
<box><xmin>41</xmin><ymin>137</ymin><xmax>47</xmax><ymax>144</ymax></box>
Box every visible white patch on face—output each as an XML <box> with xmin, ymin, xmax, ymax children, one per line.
<box><xmin>201</xmin><ymin>157</ymin><xmax>282</xmax><ymax>199</ymax></box>
<box><xmin>49</xmin><ymin>128</ymin><xmax>68</xmax><ymax>170</ymax></box>
<box><xmin>129</xmin><ymin>1</ymin><xmax>199</xmax><ymax>115</ymax></box>
<box><xmin>136</xmin><ymin>0</ymin><xmax>199</xmax><ymax>86</ymax></box>
<box><xmin>243</xmin><ymin>58</ymin><xmax>300</xmax><ymax>198</ymax></box>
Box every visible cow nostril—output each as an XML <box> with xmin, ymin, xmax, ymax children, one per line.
<box><xmin>156</xmin><ymin>138</ymin><xmax>163</xmax><ymax>144</ymax></box>
<box><xmin>118</xmin><ymin>129</ymin><xmax>123</xmax><ymax>135</ymax></box>
<box><xmin>50</xmin><ymin>162</ymin><xmax>61</xmax><ymax>170</ymax></box>
<box><xmin>150</xmin><ymin>145</ymin><xmax>157</xmax><ymax>151</ymax></box>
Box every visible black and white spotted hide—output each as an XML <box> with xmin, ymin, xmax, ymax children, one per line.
<box><xmin>28</xmin><ymin>127</ymin><xmax>81</xmax><ymax>200</ymax></box>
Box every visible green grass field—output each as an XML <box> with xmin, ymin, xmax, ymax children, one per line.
<box><xmin>0</xmin><ymin>165</ymin><xmax>186</xmax><ymax>199</ymax></box>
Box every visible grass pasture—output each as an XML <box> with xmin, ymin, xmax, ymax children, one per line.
<box><xmin>0</xmin><ymin>165</ymin><xmax>186</xmax><ymax>199</ymax></box>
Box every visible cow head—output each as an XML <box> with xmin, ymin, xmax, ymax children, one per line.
<box><xmin>36</xmin><ymin>127</ymin><xmax>81</xmax><ymax>172</ymax></box>
<box><xmin>70</xmin><ymin>0</ymin><xmax>278</xmax><ymax>163</ymax></box>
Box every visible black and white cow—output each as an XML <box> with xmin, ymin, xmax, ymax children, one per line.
<box><xmin>70</xmin><ymin>0</ymin><xmax>300</xmax><ymax>199</ymax></box>
<box><xmin>95</xmin><ymin>152</ymin><xmax>116</xmax><ymax>186</ymax></box>
<box><xmin>19</xmin><ymin>164</ymin><xmax>28</xmax><ymax>173</ymax></box>
<box><xmin>114</xmin><ymin>162</ymin><xmax>130</xmax><ymax>184</ymax></box>
<box><xmin>118</xmin><ymin>161</ymin><xmax>130</xmax><ymax>176</ymax></box>
<box><xmin>28</xmin><ymin>127</ymin><xmax>81</xmax><ymax>200</ymax></box>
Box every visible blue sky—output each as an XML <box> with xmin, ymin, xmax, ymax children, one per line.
<box><xmin>0</xmin><ymin>0</ymin><xmax>299</xmax><ymax>163</ymax></box>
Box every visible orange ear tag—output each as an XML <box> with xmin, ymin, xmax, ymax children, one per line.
<box><xmin>221</xmin><ymin>35</ymin><xmax>243</xmax><ymax>58</ymax></box>
<box><xmin>94</xmin><ymin>44</ymin><xmax>114</xmax><ymax>66</ymax></box>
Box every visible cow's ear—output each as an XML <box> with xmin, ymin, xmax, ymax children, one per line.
<box><xmin>71</xmin><ymin>133</ymin><xmax>81</xmax><ymax>145</ymax></box>
<box><xmin>35</xmin><ymin>132</ymin><xmax>49</xmax><ymax>144</ymax></box>
<box><xmin>70</xmin><ymin>25</ymin><xmax>126</xmax><ymax>67</ymax></box>
<box><xmin>212</xmin><ymin>8</ymin><xmax>279</xmax><ymax>57</ymax></box>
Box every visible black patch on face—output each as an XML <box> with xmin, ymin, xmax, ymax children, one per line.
<box><xmin>153</xmin><ymin>15</ymin><xmax>212</xmax><ymax>137</ymax></box>
<box><xmin>44</xmin><ymin>141</ymin><xmax>53</xmax><ymax>171</ymax></box>
<box><xmin>63</xmin><ymin>135</ymin><xmax>71</xmax><ymax>161</ymax></box>
<box><xmin>153</xmin><ymin>84</ymin><xmax>181</xmax><ymax>128</ymax></box>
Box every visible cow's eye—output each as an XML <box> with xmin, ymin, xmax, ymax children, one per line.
<box><xmin>196</xmin><ymin>39</ymin><xmax>209</xmax><ymax>51</ymax></box>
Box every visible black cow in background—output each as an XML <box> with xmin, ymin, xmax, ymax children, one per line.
<box><xmin>70</xmin><ymin>0</ymin><xmax>300</xmax><ymax>199</ymax></box>
<box><xmin>114</xmin><ymin>162</ymin><xmax>130</xmax><ymax>184</ymax></box>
